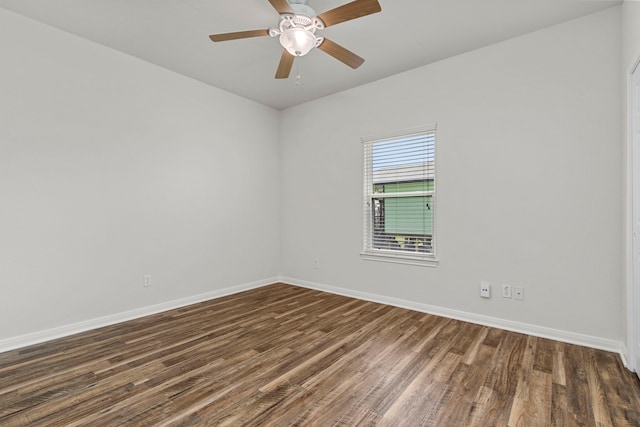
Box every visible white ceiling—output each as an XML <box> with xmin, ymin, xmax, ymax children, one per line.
<box><xmin>0</xmin><ymin>0</ymin><xmax>620</xmax><ymax>110</ymax></box>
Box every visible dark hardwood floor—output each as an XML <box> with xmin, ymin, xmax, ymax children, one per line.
<box><xmin>1</xmin><ymin>283</ymin><xmax>639</xmax><ymax>426</ymax></box>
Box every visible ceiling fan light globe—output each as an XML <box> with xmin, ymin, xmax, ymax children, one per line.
<box><xmin>280</xmin><ymin>27</ymin><xmax>316</xmax><ymax>56</ymax></box>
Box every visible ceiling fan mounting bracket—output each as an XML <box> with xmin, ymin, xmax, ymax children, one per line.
<box><xmin>287</xmin><ymin>3</ymin><xmax>317</xmax><ymax>18</ymax></box>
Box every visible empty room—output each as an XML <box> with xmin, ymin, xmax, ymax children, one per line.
<box><xmin>2</xmin><ymin>0</ymin><xmax>640</xmax><ymax>425</ymax></box>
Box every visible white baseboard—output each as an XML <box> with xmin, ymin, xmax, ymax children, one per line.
<box><xmin>619</xmin><ymin>343</ymin><xmax>631</xmax><ymax>370</ymax></box>
<box><xmin>281</xmin><ymin>277</ymin><xmax>626</xmax><ymax>358</ymax></box>
<box><xmin>2</xmin><ymin>276</ymin><xmax>627</xmax><ymax>364</ymax></box>
<box><xmin>0</xmin><ymin>277</ymin><xmax>279</xmax><ymax>354</ymax></box>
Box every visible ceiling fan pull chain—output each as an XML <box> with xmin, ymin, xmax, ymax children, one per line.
<box><xmin>295</xmin><ymin>64</ymin><xmax>302</xmax><ymax>86</ymax></box>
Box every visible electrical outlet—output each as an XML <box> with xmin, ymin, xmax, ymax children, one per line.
<box><xmin>313</xmin><ymin>259</ymin><xmax>319</xmax><ymax>269</ymax></box>
<box><xmin>502</xmin><ymin>285</ymin><xmax>512</xmax><ymax>299</ymax></box>
<box><xmin>480</xmin><ymin>282</ymin><xmax>491</xmax><ymax>298</ymax></box>
<box><xmin>513</xmin><ymin>286</ymin><xmax>524</xmax><ymax>300</ymax></box>
<box><xmin>143</xmin><ymin>274</ymin><xmax>151</xmax><ymax>288</ymax></box>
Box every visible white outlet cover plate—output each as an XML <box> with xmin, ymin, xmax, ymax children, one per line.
<box><xmin>480</xmin><ymin>282</ymin><xmax>491</xmax><ymax>298</ymax></box>
<box><xmin>502</xmin><ymin>285</ymin><xmax>512</xmax><ymax>298</ymax></box>
<box><xmin>513</xmin><ymin>286</ymin><xmax>524</xmax><ymax>300</ymax></box>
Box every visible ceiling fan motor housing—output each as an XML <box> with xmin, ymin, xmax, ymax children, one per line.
<box><xmin>270</xmin><ymin>3</ymin><xmax>325</xmax><ymax>57</ymax></box>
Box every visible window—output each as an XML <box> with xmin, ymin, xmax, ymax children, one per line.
<box><xmin>362</xmin><ymin>125</ymin><xmax>437</xmax><ymax>267</ymax></box>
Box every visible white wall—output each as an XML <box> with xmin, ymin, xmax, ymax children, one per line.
<box><xmin>623</xmin><ymin>1</ymin><xmax>640</xmax><ymax>70</ymax></box>
<box><xmin>0</xmin><ymin>8</ymin><xmax>281</xmax><ymax>341</ymax></box>
<box><xmin>280</xmin><ymin>8</ymin><xmax>623</xmax><ymax>343</ymax></box>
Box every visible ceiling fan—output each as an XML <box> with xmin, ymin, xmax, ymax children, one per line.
<box><xmin>209</xmin><ymin>0</ymin><xmax>382</xmax><ymax>79</ymax></box>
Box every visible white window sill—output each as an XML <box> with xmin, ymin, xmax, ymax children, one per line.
<box><xmin>360</xmin><ymin>251</ymin><xmax>439</xmax><ymax>267</ymax></box>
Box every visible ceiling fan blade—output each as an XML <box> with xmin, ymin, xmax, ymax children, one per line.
<box><xmin>275</xmin><ymin>50</ymin><xmax>295</xmax><ymax>79</ymax></box>
<box><xmin>318</xmin><ymin>38</ymin><xmax>365</xmax><ymax>69</ymax></box>
<box><xmin>268</xmin><ymin>0</ymin><xmax>294</xmax><ymax>15</ymax></box>
<box><xmin>209</xmin><ymin>29</ymin><xmax>269</xmax><ymax>42</ymax></box>
<box><xmin>317</xmin><ymin>0</ymin><xmax>381</xmax><ymax>28</ymax></box>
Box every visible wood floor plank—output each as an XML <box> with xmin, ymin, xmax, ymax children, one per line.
<box><xmin>564</xmin><ymin>343</ymin><xmax>595</xmax><ymax>425</ymax></box>
<box><xmin>584</xmin><ymin>348</ymin><xmax>615</xmax><ymax>426</ymax></box>
<box><xmin>553</xmin><ymin>341</ymin><xmax>567</xmax><ymax>387</ymax></box>
<box><xmin>592</xmin><ymin>348</ymin><xmax>640</xmax><ymax>425</ymax></box>
<box><xmin>1</xmin><ymin>283</ymin><xmax>639</xmax><ymax>426</ymax></box>
<box><xmin>469</xmin><ymin>385</ymin><xmax>508</xmax><ymax>427</ymax></box>
<box><xmin>551</xmin><ymin>382</ymin><xmax>569</xmax><ymax>427</ymax></box>
<box><xmin>432</xmin><ymin>359</ymin><xmax>490</xmax><ymax>426</ymax></box>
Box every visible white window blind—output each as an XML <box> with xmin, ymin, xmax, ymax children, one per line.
<box><xmin>362</xmin><ymin>125</ymin><xmax>437</xmax><ymax>266</ymax></box>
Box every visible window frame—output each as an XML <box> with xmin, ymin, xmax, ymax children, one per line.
<box><xmin>361</xmin><ymin>124</ymin><xmax>438</xmax><ymax>267</ymax></box>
